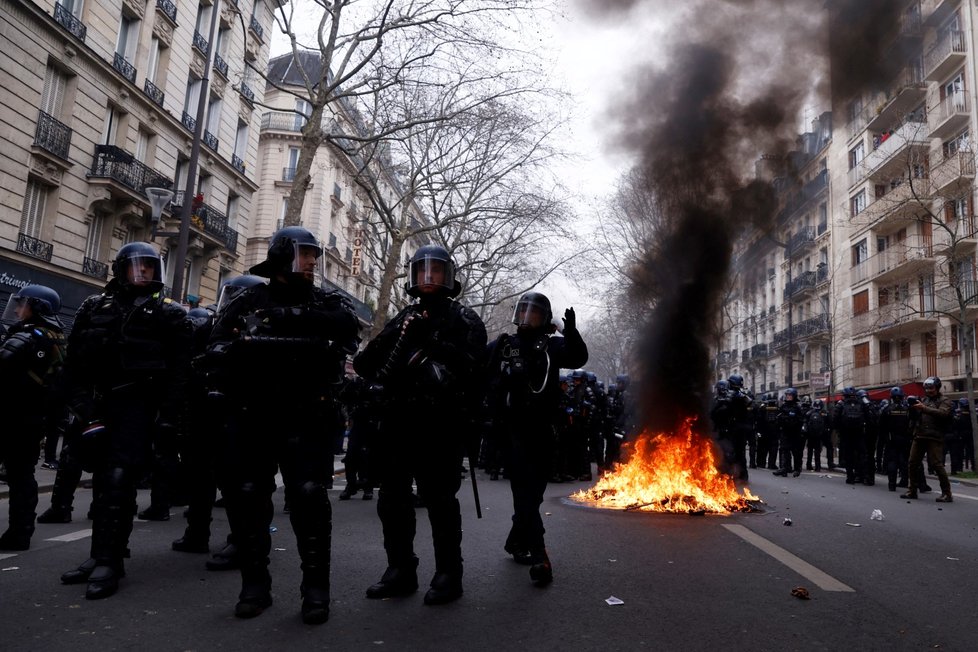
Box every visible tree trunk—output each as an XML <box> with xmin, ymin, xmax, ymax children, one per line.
<box><xmin>368</xmin><ymin>233</ymin><xmax>405</xmax><ymax>339</ymax></box>
<box><xmin>284</xmin><ymin>103</ymin><xmax>327</xmax><ymax>227</ymax></box>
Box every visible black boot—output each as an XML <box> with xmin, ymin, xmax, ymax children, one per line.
<box><xmin>361</xmin><ymin>488</ymin><xmax>374</xmax><ymax>500</ymax></box>
<box><xmin>366</xmin><ymin>562</ymin><xmax>419</xmax><ymax>599</ymax></box>
<box><xmin>423</xmin><ymin>571</ymin><xmax>463</xmax><ymax>605</ymax></box>
<box><xmin>137</xmin><ymin>505</ymin><xmax>170</xmax><ymax>521</ymax></box>
<box><xmin>235</xmin><ymin>567</ymin><xmax>272</xmax><ymax>619</ymax></box>
<box><xmin>172</xmin><ymin>527</ymin><xmax>210</xmax><ymax>553</ymax></box>
<box><xmin>300</xmin><ymin>584</ymin><xmax>330</xmax><ymax>625</ymax></box>
<box><xmin>528</xmin><ymin>549</ymin><xmax>553</xmax><ymax>587</ymax></box>
<box><xmin>206</xmin><ymin>538</ymin><xmax>240</xmax><ymax>571</ymax></box>
<box><xmin>37</xmin><ymin>505</ymin><xmax>72</xmax><ymax>524</ymax></box>
<box><xmin>0</xmin><ymin>528</ymin><xmax>31</xmax><ymax>551</ymax></box>
<box><xmin>61</xmin><ymin>557</ymin><xmax>98</xmax><ymax>584</ymax></box>
<box><xmin>85</xmin><ymin>562</ymin><xmax>123</xmax><ymax>600</ymax></box>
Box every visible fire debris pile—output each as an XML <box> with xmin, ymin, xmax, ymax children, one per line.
<box><xmin>573</xmin><ymin>418</ymin><xmax>759</xmax><ymax>514</ymax></box>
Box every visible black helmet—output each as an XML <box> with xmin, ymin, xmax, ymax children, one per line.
<box><xmin>813</xmin><ymin>399</ymin><xmax>823</xmax><ymax>409</ymax></box>
<box><xmin>727</xmin><ymin>374</ymin><xmax>744</xmax><ymax>389</ymax></box>
<box><xmin>842</xmin><ymin>386</ymin><xmax>856</xmax><ymax>397</ymax></box>
<box><xmin>216</xmin><ymin>274</ymin><xmax>266</xmax><ymax>313</ymax></box>
<box><xmin>112</xmin><ymin>242</ymin><xmax>164</xmax><ymax>291</ymax></box>
<box><xmin>250</xmin><ymin>226</ymin><xmax>323</xmax><ymax>283</ymax></box>
<box><xmin>923</xmin><ymin>376</ymin><xmax>941</xmax><ymax>391</ymax></box>
<box><xmin>616</xmin><ymin>373</ymin><xmax>630</xmax><ymax>390</ymax></box>
<box><xmin>857</xmin><ymin>389</ymin><xmax>868</xmax><ymax>398</ymax></box>
<box><xmin>715</xmin><ymin>379</ymin><xmax>729</xmax><ymax>394</ymax></box>
<box><xmin>405</xmin><ymin>245</ymin><xmax>459</xmax><ymax>298</ymax></box>
<box><xmin>958</xmin><ymin>398</ymin><xmax>970</xmax><ymax>409</ymax></box>
<box><xmin>571</xmin><ymin>369</ymin><xmax>586</xmax><ymax>382</ymax></box>
<box><xmin>512</xmin><ymin>292</ymin><xmax>552</xmax><ymax>329</ymax></box>
<box><xmin>890</xmin><ymin>386</ymin><xmax>904</xmax><ymax>399</ymax></box>
<box><xmin>2</xmin><ymin>284</ymin><xmax>63</xmax><ymax>328</ymax></box>
<box><xmin>187</xmin><ymin>306</ymin><xmax>212</xmax><ymax>328</ymax></box>
<box><xmin>784</xmin><ymin>387</ymin><xmax>798</xmax><ymax>400</ymax></box>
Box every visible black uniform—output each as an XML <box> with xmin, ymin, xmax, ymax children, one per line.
<box><xmin>833</xmin><ymin>395</ymin><xmax>870</xmax><ymax>484</ymax></box>
<box><xmin>354</xmin><ymin>294</ymin><xmax>487</xmax><ymax>605</ymax></box>
<box><xmin>804</xmin><ymin>405</ymin><xmax>828</xmax><ymax>471</ymax></box>
<box><xmin>879</xmin><ymin>399</ymin><xmax>914</xmax><ymax>490</ymax></box>
<box><xmin>775</xmin><ymin>399</ymin><xmax>805</xmax><ymax>476</ymax></box>
<box><xmin>486</xmin><ymin>316</ymin><xmax>587</xmax><ymax>584</ymax></box>
<box><xmin>207</xmin><ymin>278</ymin><xmax>359</xmax><ymax>620</ymax></box>
<box><xmin>0</xmin><ymin>317</ymin><xmax>66</xmax><ymax>550</ymax></box>
<box><xmin>60</xmin><ymin>277</ymin><xmax>192</xmax><ymax>598</ymax></box>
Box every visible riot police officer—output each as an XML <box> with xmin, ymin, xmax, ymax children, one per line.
<box><xmin>0</xmin><ymin>285</ymin><xmax>67</xmax><ymax>550</ymax></box>
<box><xmin>353</xmin><ymin>244</ymin><xmax>487</xmax><ymax>606</ymax></box>
<box><xmin>879</xmin><ymin>387</ymin><xmax>914</xmax><ymax>491</ymax></box>
<box><xmin>485</xmin><ymin>292</ymin><xmax>587</xmax><ymax>587</ymax></box>
<box><xmin>833</xmin><ymin>387</ymin><xmax>870</xmax><ymax>485</ymax></box>
<box><xmin>712</xmin><ymin>374</ymin><xmax>753</xmax><ymax>480</ymax></box>
<box><xmin>59</xmin><ymin>243</ymin><xmax>193</xmax><ymax>599</ymax></box>
<box><xmin>774</xmin><ymin>388</ymin><xmax>805</xmax><ymax>477</ymax></box>
<box><xmin>207</xmin><ymin>227</ymin><xmax>360</xmax><ymax>624</ymax></box>
<box><xmin>804</xmin><ymin>399</ymin><xmax>828</xmax><ymax>471</ymax></box>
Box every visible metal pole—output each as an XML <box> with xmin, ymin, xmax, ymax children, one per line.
<box><xmin>170</xmin><ymin>0</ymin><xmax>221</xmax><ymax>303</ymax></box>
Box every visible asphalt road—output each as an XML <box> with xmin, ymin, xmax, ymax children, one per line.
<box><xmin>1</xmin><ymin>465</ymin><xmax>976</xmax><ymax>652</ymax></box>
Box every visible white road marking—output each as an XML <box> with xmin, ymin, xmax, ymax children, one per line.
<box><xmin>952</xmin><ymin>493</ymin><xmax>978</xmax><ymax>501</ymax></box>
<box><xmin>44</xmin><ymin>529</ymin><xmax>92</xmax><ymax>542</ymax></box>
<box><xmin>0</xmin><ymin>553</ymin><xmax>18</xmax><ymax>561</ymax></box>
<box><xmin>722</xmin><ymin>523</ymin><xmax>855</xmax><ymax>592</ymax></box>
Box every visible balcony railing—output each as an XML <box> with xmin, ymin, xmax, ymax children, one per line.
<box><xmin>214</xmin><ymin>54</ymin><xmax>229</xmax><ymax>78</ymax></box>
<box><xmin>783</xmin><ymin>270</ymin><xmax>818</xmax><ymax>300</ymax></box>
<box><xmin>794</xmin><ymin>313</ymin><xmax>830</xmax><ymax>338</ymax></box>
<box><xmin>239</xmin><ymin>83</ymin><xmax>255</xmax><ymax>103</ymax></box>
<box><xmin>852</xmin><ymin>354</ymin><xmax>936</xmax><ymax>388</ymax></box>
<box><xmin>54</xmin><ymin>3</ymin><xmax>87</xmax><ymax>41</ymax></box>
<box><xmin>88</xmin><ymin>144</ymin><xmax>173</xmax><ymax>193</ymax></box>
<box><xmin>203</xmin><ymin>130</ymin><xmax>219</xmax><ymax>151</ymax></box>
<box><xmin>112</xmin><ymin>53</ymin><xmax>137</xmax><ymax>83</ymax></box>
<box><xmin>82</xmin><ymin>256</ymin><xmax>109</xmax><ymax>280</ymax></box>
<box><xmin>751</xmin><ymin>343</ymin><xmax>768</xmax><ymax>359</ymax></box>
<box><xmin>925</xmin><ymin>29</ymin><xmax>966</xmax><ymax>80</ymax></box>
<box><xmin>936</xmin><ymin>279</ymin><xmax>978</xmax><ymax>313</ymax></box>
<box><xmin>181</xmin><ymin>111</ymin><xmax>196</xmax><ymax>132</ymax></box>
<box><xmin>249</xmin><ymin>15</ymin><xmax>264</xmax><ymax>40</ymax></box>
<box><xmin>155</xmin><ymin>0</ymin><xmax>177</xmax><ymax>23</ymax></box>
<box><xmin>787</xmin><ymin>226</ymin><xmax>817</xmax><ymax>256</ymax></box>
<box><xmin>930</xmin><ymin>93</ymin><xmax>970</xmax><ymax>141</ymax></box>
<box><xmin>171</xmin><ymin>191</ymin><xmax>239</xmax><ymax>251</ymax></box>
<box><xmin>34</xmin><ymin>111</ymin><xmax>72</xmax><ymax>160</ymax></box>
<box><xmin>261</xmin><ymin>111</ymin><xmax>306</xmax><ymax>132</ymax></box>
<box><xmin>231</xmin><ymin>154</ymin><xmax>245</xmax><ymax>174</ymax></box>
<box><xmin>282</xmin><ymin>167</ymin><xmax>297</xmax><ymax>182</ymax></box>
<box><xmin>143</xmin><ymin>79</ymin><xmax>165</xmax><ymax>107</ymax></box>
<box><xmin>193</xmin><ymin>31</ymin><xmax>210</xmax><ymax>55</ymax></box>
<box><xmin>17</xmin><ymin>233</ymin><xmax>54</xmax><ymax>261</ymax></box>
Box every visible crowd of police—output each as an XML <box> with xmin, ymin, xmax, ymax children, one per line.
<box><xmin>0</xmin><ymin>226</ymin><xmax>645</xmax><ymax>626</ymax></box>
<box><xmin>710</xmin><ymin>374</ymin><xmax>974</xmax><ymax>502</ymax></box>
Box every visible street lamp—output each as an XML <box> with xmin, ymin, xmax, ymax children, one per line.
<box><xmin>145</xmin><ymin>187</ymin><xmax>174</xmax><ymax>231</ymax></box>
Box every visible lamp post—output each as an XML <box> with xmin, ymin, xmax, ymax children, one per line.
<box><xmin>145</xmin><ymin>187</ymin><xmax>175</xmax><ymax>232</ymax></box>
<box><xmin>168</xmin><ymin>0</ymin><xmax>221</xmax><ymax>304</ymax></box>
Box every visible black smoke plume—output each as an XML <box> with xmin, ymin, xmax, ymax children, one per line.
<box><xmin>584</xmin><ymin>1</ymin><xmax>900</xmax><ymax>434</ymax></box>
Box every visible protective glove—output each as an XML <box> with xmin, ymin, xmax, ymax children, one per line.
<box><xmin>563</xmin><ymin>307</ymin><xmax>576</xmax><ymax>331</ymax></box>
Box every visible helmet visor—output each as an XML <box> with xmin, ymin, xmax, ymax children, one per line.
<box><xmin>512</xmin><ymin>296</ymin><xmax>550</xmax><ymax>328</ymax></box>
<box><xmin>291</xmin><ymin>242</ymin><xmax>325</xmax><ymax>286</ymax></box>
<box><xmin>121</xmin><ymin>255</ymin><xmax>165</xmax><ymax>287</ymax></box>
<box><xmin>408</xmin><ymin>256</ymin><xmax>454</xmax><ymax>294</ymax></box>
<box><xmin>216</xmin><ymin>285</ymin><xmax>247</xmax><ymax>314</ymax></box>
<box><xmin>1</xmin><ymin>294</ymin><xmax>30</xmax><ymax>324</ymax></box>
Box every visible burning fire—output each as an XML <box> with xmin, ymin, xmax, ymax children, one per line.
<box><xmin>573</xmin><ymin>418</ymin><xmax>760</xmax><ymax>514</ymax></box>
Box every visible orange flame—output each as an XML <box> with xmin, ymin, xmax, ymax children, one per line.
<box><xmin>572</xmin><ymin>417</ymin><xmax>760</xmax><ymax>514</ymax></box>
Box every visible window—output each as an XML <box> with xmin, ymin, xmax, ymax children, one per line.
<box><xmin>853</xmin><ymin>342</ymin><xmax>870</xmax><ymax>368</ymax></box>
<box><xmin>184</xmin><ymin>77</ymin><xmax>202</xmax><ymax>115</ymax></box>
<box><xmin>852</xmin><ymin>289</ymin><xmax>869</xmax><ymax>315</ymax></box>
<box><xmin>20</xmin><ymin>180</ymin><xmax>47</xmax><ymax>238</ymax></box>
<box><xmin>880</xmin><ymin>340</ymin><xmax>891</xmax><ymax>362</ymax></box>
<box><xmin>233</xmin><ymin>121</ymin><xmax>248</xmax><ymax>158</ymax></box>
<box><xmin>85</xmin><ymin>214</ymin><xmax>104</xmax><ymax>260</ymax></box>
<box><xmin>41</xmin><ymin>66</ymin><xmax>67</xmax><ymax>117</ymax></box>
<box><xmin>849</xmin><ymin>142</ymin><xmax>865</xmax><ymax>170</ymax></box>
<box><xmin>195</xmin><ymin>3</ymin><xmax>212</xmax><ymax>33</ymax></box>
<box><xmin>206</xmin><ymin>97</ymin><xmax>222</xmax><ymax>134</ymax></box>
<box><xmin>944</xmin><ymin>72</ymin><xmax>966</xmax><ymax>111</ymax></box>
<box><xmin>899</xmin><ymin>339</ymin><xmax>911</xmax><ymax>358</ymax></box>
<box><xmin>147</xmin><ymin>36</ymin><xmax>161</xmax><ymax>83</ymax></box>
<box><xmin>851</xmin><ymin>238</ymin><xmax>868</xmax><ymax>266</ymax></box>
<box><xmin>115</xmin><ymin>13</ymin><xmax>139</xmax><ymax>61</ymax></box>
<box><xmin>943</xmin><ymin>129</ymin><xmax>970</xmax><ymax>158</ymax></box>
<box><xmin>226</xmin><ymin>194</ymin><xmax>239</xmax><ymax>227</ymax></box>
<box><xmin>295</xmin><ymin>99</ymin><xmax>311</xmax><ymax>130</ymax></box>
<box><xmin>216</xmin><ymin>26</ymin><xmax>231</xmax><ymax>56</ymax></box>
<box><xmin>847</xmin><ymin>97</ymin><xmax>863</xmax><ymax>126</ymax></box>
<box><xmin>287</xmin><ymin>147</ymin><xmax>300</xmax><ymax>169</ymax></box>
<box><xmin>101</xmin><ymin>106</ymin><xmax>123</xmax><ymax>145</ymax></box>
<box><xmin>850</xmin><ymin>190</ymin><xmax>866</xmax><ymax>216</ymax></box>
<box><xmin>135</xmin><ymin>129</ymin><xmax>150</xmax><ymax>162</ymax></box>
<box><xmin>59</xmin><ymin>0</ymin><xmax>84</xmax><ymax>17</ymax></box>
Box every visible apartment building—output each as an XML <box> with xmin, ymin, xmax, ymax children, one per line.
<box><xmin>718</xmin><ymin>0</ymin><xmax>978</xmax><ymax>398</ymax></box>
<box><xmin>717</xmin><ymin>113</ymin><xmax>834</xmax><ymax>398</ymax></box>
<box><xmin>0</xmin><ymin>0</ymin><xmax>275</xmax><ymax>323</ymax></box>
<box><xmin>255</xmin><ymin>51</ymin><xmax>427</xmax><ymax>326</ymax></box>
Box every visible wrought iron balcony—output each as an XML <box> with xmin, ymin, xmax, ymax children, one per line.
<box><xmin>214</xmin><ymin>54</ymin><xmax>229</xmax><ymax>78</ymax></box>
<box><xmin>171</xmin><ymin>191</ymin><xmax>239</xmax><ymax>251</ymax></box>
<box><xmin>787</xmin><ymin>226</ymin><xmax>817</xmax><ymax>256</ymax></box>
<box><xmin>794</xmin><ymin>314</ymin><xmax>830</xmax><ymax>338</ymax></box>
<box><xmin>17</xmin><ymin>233</ymin><xmax>53</xmax><ymax>262</ymax></box>
<box><xmin>82</xmin><ymin>256</ymin><xmax>109</xmax><ymax>280</ymax></box>
<box><xmin>193</xmin><ymin>30</ymin><xmax>210</xmax><ymax>56</ymax></box>
<box><xmin>249</xmin><ymin>15</ymin><xmax>264</xmax><ymax>41</ymax></box>
<box><xmin>231</xmin><ymin>154</ymin><xmax>245</xmax><ymax>174</ymax></box>
<box><xmin>751</xmin><ymin>343</ymin><xmax>768</xmax><ymax>359</ymax></box>
<box><xmin>112</xmin><ymin>53</ymin><xmax>137</xmax><ymax>84</ymax></box>
<box><xmin>203</xmin><ymin>130</ymin><xmax>219</xmax><ymax>152</ymax></box>
<box><xmin>181</xmin><ymin>111</ymin><xmax>196</xmax><ymax>132</ymax></box>
<box><xmin>88</xmin><ymin>144</ymin><xmax>173</xmax><ymax>194</ymax></box>
<box><xmin>239</xmin><ymin>83</ymin><xmax>255</xmax><ymax>104</ymax></box>
<box><xmin>54</xmin><ymin>3</ymin><xmax>87</xmax><ymax>41</ymax></box>
<box><xmin>261</xmin><ymin>111</ymin><xmax>305</xmax><ymax>132</ymax></box>
<box><xmin>282</xmin><ymin>167</ymin><xmax>297</xmax><ymax>182</ymax></box>
<box><xmin>34</xmin><ymin>111</ymin><xmax>72</xmax><ymax>160</ymax></box>
<box><xmin>783</xmin><ymin>270</ymin><xmax>818</xmax><ymax>300</ymax></box>
<box><xmin>143</xmin><ymin>79</ymin><xmax>165</xmax><ymax>107</ymax></box>
<box><xmin>155</xmin><ymin>0</ymin><xmax>177</xmax><ymax>23</ymax></box>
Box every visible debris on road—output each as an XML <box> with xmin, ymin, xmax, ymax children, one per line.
<box><xmin>605</xmin><ymin>596</ymin><xmax>624</xmax><ymax>606</ymax></box>
<box><xmin>783</xmin><ymin>517</ymin><xmax>793</xmax><ymax>526</ymax></box>
<box><xmin>790</xmin><ymin>587</ymin><xmax>811</xmax><ymax>600</ymax></box>
<box><xmin>845</xmin><ymin>522</ymin><xmax>861</xmax><ymax>527</ymax></box>
<box><xmin>870</xmin><ymin>509</ymin><xmax>884</xmax><ymax>521</ymax></box>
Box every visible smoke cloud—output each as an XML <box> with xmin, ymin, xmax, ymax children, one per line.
<box><xmin>583</xmin><ymin>0</ymin><xmax>900</xmax><ymax>433</ymax></box>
